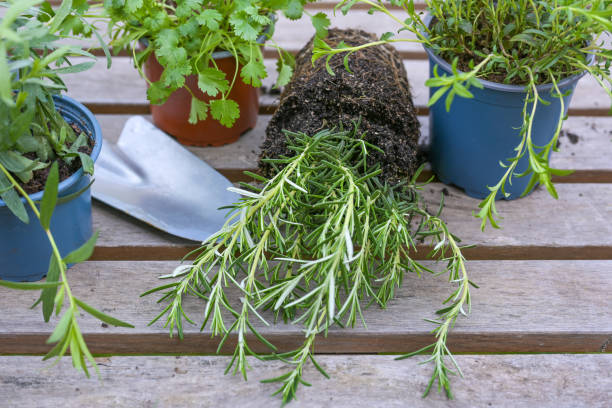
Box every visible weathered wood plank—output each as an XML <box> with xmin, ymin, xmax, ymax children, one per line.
<box><xmin>64</xmin><ymin>57</ymin><xmax>611</xmax><ymax>115</ymax></box>
<box><xmin>0</xmin><ymin>261</ymin><xmax>610</xmax><ymax>354</ymax></box>
<box><xmin>88</xmin><ymin>181</ymin><xmax>612</xmax><ymax>260</ymax></box>
<box><xmin>1</xmin><ymin>354</ymin><xmax>611</xmax><ymax>408</ymax></box>
<box><xmin>88</xmin><ymin>113</ymin><xmax>612</xmax><ymax>258</ymax></box>
<box><xmin>96</xmin><ymin>114</ymin><xmax>612</xmax><ymax>179</ymax></box>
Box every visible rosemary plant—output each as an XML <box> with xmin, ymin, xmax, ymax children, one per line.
<box><xmin>312</xmin><ymin>0</ymin><xmax>612</xmax><ymax>230</ymax></box>
<box><xmin>0</xmin><ymin>0</ymin><xmax>132</xmax><ymax>375</ymax></box>
<box><xmin>144</xmin><ymin>127</ymin><xmax>476</xmax><ymax>403</ymax></box>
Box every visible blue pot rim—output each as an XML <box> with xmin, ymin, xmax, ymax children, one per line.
<box><xmin>421</xmin><ymin>14</ymin><xmax>594</xmax><ymax>93</ymax></box>
<box><xmin>0</xmin><ymin>94</ymin><xmax>102</xmax><ymax>207</ymax></box>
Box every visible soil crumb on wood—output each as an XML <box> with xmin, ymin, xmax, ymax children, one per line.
<box><xmin>560</xmin><ymin>130</ymin><xmax>580</xmax><ymax>145</ymax></box>
<box><xmin>20</xmin><ymin>122</ymin><xmax>93</xmax><ymax>195</ymax></box>
<box><xmin>260</xmin><ymin>28</ymin><xmax>420</xmax><ymax>184</ymax></box>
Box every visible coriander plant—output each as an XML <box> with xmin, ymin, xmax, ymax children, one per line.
<box><xmin>144</xmin><ymin>127</ymin><xmax>476</xmax><ymax>404</ymax></box>
<box><xmin>103</xmin><ymin>0</ymin><xmax>328</xmax><ymax>127</ymax></box>
<box><xmin>313</xmin><ymin>0</ymin><xmax>612</xmax><ymax>229</ymax></box>
<box><xmin>0</xmin><ymin>0</ymin><xmax>132</xmax><ymax>375</ymax></box>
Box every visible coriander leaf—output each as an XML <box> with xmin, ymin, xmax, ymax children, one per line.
<box><xmin>284</xmin><ymin>0</ymin><xmax>304</xmax><ymax>20</ymax></box>
<box><xmin>275</xmin><ymin>59</ymin><xmax>293</xmax><ymax>88</ymax></box>
<box><xmin>143</xmin><ymin>10</ymin><xmax>169</xmax><ymax>32</ymax></box>
<box><xmin>245</xmin><ymin>6</ymin><xmax>271</xmax><ymax>25</ymax></box>
<box><xmin>198</xmin><ymin>68</ymin><xmax>229</xmax><ymax>97</ymax></box>
<box><xmin>311</xmin><ymin>12</ymin><xmax>330</xmax><ymax>38</ymax></box>
<box><xmin>125</xmin><ymin>0</ymin><xmax>143</xmax><ymax>13</ymax></box>
<box><xmin>210</xmin><ymin>99</ymin><xmax>240</xmax><ymax>127</ymax></box>
<box><xmin>233</xmin><ymin>0</ymin><xmax>251</xmax><ymax>12</ymax></box>
<box><xmin>229</xmin><ymin>13</ymin><xmax>259</xmax><ymax>41</ymax></box>
<box><xmin>189</xmin><ymin>97</ymin><xmax>209</xmax><ymax>124</ymax></box>
<box><xmin>156</xmin><ymin>46</ymin><xmax>187</xmax><ymax>68</ymax></box>
<box><xmin>147</xmin><ymin>82</ymin><xmax>173</xmax><ymax>105</ymax></box>
<box><xmin>196</xmin><ymin>9</ymin><xmax>223</xmax><ymax>31</ymax></box>
<box><xmin>241</xmin><ymin>58</ymin><xmax>266</xmax><ymax>87</ymax></box>
<box><xmin>178</xmin><ymin>18</ymin><xmax>199</xmax><ymax>38</ymax></box>
<box><xmin>161</xmin><ymin>62</ymin><xmax>191</xmax><ymax>88</ymax></box>
<box><xmin>176</xmin><ymin>0</ymin><xmax>204</xmax><ymax>19</ymax></box>
<box><xmin>155</xmin><ymin>28</ymin><xmax>179</xmax><ymax>51</ymax></box>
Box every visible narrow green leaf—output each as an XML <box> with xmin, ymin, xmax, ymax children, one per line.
<box><xmin>0</xmin><ymin>43</ymin><xmax>12</xmax><ymax>106</ymax></box>
<box><xmin>74</xmin><ymin>297</ymin><xmax>134</xmax><ymax>328</ymax></box>
<box><xmin>39</xmin><ymin>162</ymin><xmax>59</xmax><ymax>230</ymax></box>
<box><xmin>63</xmin><ymin>231</ymin><xmax>98</xmax><ymax>264</ymax></box>
<box><xmin>49</xmin><ymin>0</ymin><xmax>72</xmax><ymax>33</ymax></box>
<box><xmin>0</xmin><ymin>175</ymin><xmax>28</xmax><ymax>223</ymax></box>
<box><xmin>0</xmin><ymin>280</ymin><xmax>62</xmax><ymax>290</ymax></box>
<box><xmin>41</xmin><ymin>255</ymin><xmax>62</xmax><ymax>322</ymax></box>
<box><xmin>47</xmin><ymin>308</ymin><xmax>73</xmax><ymax>344</ymax></box>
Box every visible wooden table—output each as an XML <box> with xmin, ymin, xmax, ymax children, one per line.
<box><xmin>1</xmin><ymin>3</ymin><xmax>611</xmax><ymax>407</ymax></box>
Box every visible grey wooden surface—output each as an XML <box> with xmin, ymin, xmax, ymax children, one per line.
<box><xmin>2</xmin><ymin>355</ymin><xmax>611</xmax><ymax>408</ymax></box>
<box><xmin>1</xmin><ymin>261</ymin><xmax>611</xmax><ymax>354</ymax></box>
<box><xmin>1</xmin><ymin>3</ymin><xmax>611</xmax><ymax>406</ymax></box>
<box><xmin>64</xmin><ymin>57</ymin><xmax>612</xmax><ymax>116</ymax></box>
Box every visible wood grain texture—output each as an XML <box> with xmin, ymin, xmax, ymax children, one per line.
<box><xmin>96</xmin><ymin>114</ymin><xmax>612</xmax><ymax>177</ymax></box>
<box><xmin>1</xmin><ymin>354</ymin><xmax>611</xmax><ymax>408</ymax></box>
<box><xmin>88</xmin><ymin>181</ymin><xmax>612</xmax><ymax>260</ymax></box>
<box><xmin>91</xmin><ymin>115</ymin><xmax>612</xmax><ymax>258</ymax></box>
<box><xmin>64</xmin><ymin>57</ymin><xmax>611</xmax><ymax>115</ymax></box>
<box><xmin>1</xmin><ymin>261</ymin><xmax>610</xmax><ymax>354</ymax></box>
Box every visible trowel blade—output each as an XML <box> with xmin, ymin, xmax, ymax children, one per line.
<box><xmin>92</xmin><ymin>116</ymin><xmax>240</xmax><ymax>241</ymax></box>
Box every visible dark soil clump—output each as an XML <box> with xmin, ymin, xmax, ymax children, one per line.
<box><xmin>20</xmin><ymin>122</ymin><xmax>93</xmax><ymax>195</ymax></box>
<box><xmin>561</xmin><ymin>130</ymin><xmax>580</xmax><ymax>145</ymax></box>
<box><xmin>260</xmin><ymin>28</ymin><xmax>421</xmax><ymax>184</ymax></box>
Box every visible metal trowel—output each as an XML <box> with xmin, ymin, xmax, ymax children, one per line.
<box><xmin>92</xmin><ymin>116</ymin><xmax>240</xmax><ymax>241</ymax></box>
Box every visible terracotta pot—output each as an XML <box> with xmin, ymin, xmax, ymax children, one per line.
<box><xmin>144</xmin><ymin>54</ymin><xmax>259</xmax><ymax>147</ymax></box>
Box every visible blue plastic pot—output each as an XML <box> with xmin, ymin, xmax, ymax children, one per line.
<box><xmin>424</xmin><ymin>46</ymin><xmax>589</xmax><ymax>200</ymax></box>
<box><xmin>0</xmin><ymin>95</ymin><xmax>102</xmax><ymax>282</ymax></box>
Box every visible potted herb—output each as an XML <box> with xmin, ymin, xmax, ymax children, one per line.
<box><xmin>145</xmin><ymin>30</ymin><xmax>473</xmax><ymax>404</ymax></box>
<box><xmin>103</xmin><ymin>0</ymin><xmax>325</xmax><ymax>146</ymax></box>
<box><xmin>314</xmin><ymin>0</ymin><xmax>612</xmax><ymax>229</ymax></box>
<box><xmin>0</xmin><ymin>0</ymin><xmax>132</xmax><ymax>375</ymax></box>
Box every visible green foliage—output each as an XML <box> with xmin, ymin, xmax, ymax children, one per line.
<box><xmin>0</xmin><ymin>0</ymin><xmax>101</xmax><ymax>219</ymax></box>
<box><xmin>144</xmin><ymin>128</ymin><xmax>474</xmax><ymax>404</ymax></box>
<box><xmin>0</xmin><ymin>0</ymin><xmax>133</xmax><ymax>377</ymax></box>
<box><xmin>0</xmin><ymin>163</ymin><xmax>134</xmax><ymax>377</ymax></box>
<box><xmin>104</xmin><ymin>0</ymin><xmax>316</xmax><ymax>128</ymax></box>
<box><xmin>314</xmin><ymin>0</ymin><xmax>612</xmax><ymax>230</ymax></box>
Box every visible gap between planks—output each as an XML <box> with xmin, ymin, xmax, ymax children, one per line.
<box><xmin>95</xmin><ymin>114</ymin><xmax>612</xmax><ymax>185</ymax></box>
<box><xmin>65</xmin><ymin>57</ymin><xmax>612</xmax><ymax>116</ymax></box>
<box><xmin>1</xmin><ymin>332</ymin><xmax>609</xmax><ymax>356</ymax></box>
<box><xmin>82</xmin><ymin>103</ymin><xmax>612</xmax><ymax>118</ymax></box>
<box><xmin>1</xmin><ymin>261</ymin><xmax>611</xmax><ymax>355</ymax></box>
<box><xmin>90</xmin><ymin>245</ymin><xmax>612</xmax><ymax>262</ymax></box>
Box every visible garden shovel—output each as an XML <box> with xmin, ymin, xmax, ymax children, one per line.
<box><xmin>91</xmin><ymin>116</ymin><xmax>240</xmax><ymax>241</ymax></box>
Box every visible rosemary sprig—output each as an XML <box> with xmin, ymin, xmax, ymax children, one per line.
<box><xmin>145</xmin><ymin>127</ymin><xmax>475</xmax><ymax>403</ymax></box>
